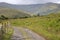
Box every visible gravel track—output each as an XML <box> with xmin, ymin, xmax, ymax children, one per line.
<box><xmin>11</xmin><ymin>27</ymin><xmax>45</xmax><ymax>40</ymax></box>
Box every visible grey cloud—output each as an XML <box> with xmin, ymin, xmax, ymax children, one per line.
<box><xmin>0</xmin><ymin>0</ymin><xmax>60</xmax><ymax>4</ymax></box>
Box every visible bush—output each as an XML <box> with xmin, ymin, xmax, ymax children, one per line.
<box><xmin>0</xmin><ymin>15</ymin><xmax>8</xmax><ymax>20</ymax></box>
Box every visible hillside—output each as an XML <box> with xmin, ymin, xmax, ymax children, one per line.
<box><xmin>11</xmin><ymin>13</ymin><xmax>60</xmax><ymax>40</ymax></box>
<box><xmin>0</xmin><ymin>7</ymin><xmax>31</xmax><ymax>19</ymax></box>
<box><xmin>36</xmin><ymin>3</ymin><xmax>60</xmax><ymax>15</ymax></box>
<box><xmin>0</xmin><ymin>2</ymin><xmax>60</xmax><ymax>15</ymax></box>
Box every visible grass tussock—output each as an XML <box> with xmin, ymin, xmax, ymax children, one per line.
<box><xmin>0</xmin><ymin>22</ymin><xmax>13</xmax><ymax>40</ymax></box>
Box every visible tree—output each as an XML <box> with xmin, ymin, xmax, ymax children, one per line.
<box><xmin>0</xmin><ymin>15</ymin><xmax>8</xmax><ymax>20</ymax></box>
<box><xmin>37</xmin><ymin>13</ymin><xmax>40</xmax><ymax>16</ymax></box>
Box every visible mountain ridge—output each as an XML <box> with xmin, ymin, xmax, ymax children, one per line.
<box><xmin>0</xmin><ymin>2</ymin><xmax>60</xmax><ymax>15</ymax></box>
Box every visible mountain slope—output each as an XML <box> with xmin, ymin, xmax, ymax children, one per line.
<box><xmin>36</xmin><ymin>3</ymin><xmax>60</xmax><ymax>15</ymax></box>
<box><xmin>0</xmin><ymin>7</ymin><xmax>31</xmax><ymax>18</ymax></box>
<box><xmin>11</xmin><ymin>13</ymin><xmax>60</xmax><ymax>40</ymax></box>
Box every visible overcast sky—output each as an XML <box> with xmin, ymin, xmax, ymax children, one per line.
<box><xmin>0</xmin><ymin>0</ymin><xmax>60</xmax><ymax>4</ymax></box>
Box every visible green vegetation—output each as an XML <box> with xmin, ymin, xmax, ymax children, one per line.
<box><xmin>0</xmin><ymin>15</ymin><xmax>8</xmax><ymax>20</ymax></box>
<box><xmin>10</xmin><ymin>13</ymin><xmax>60</xmax><ymax>40</ymax></box>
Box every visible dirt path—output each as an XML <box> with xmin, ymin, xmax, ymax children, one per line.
<box><xmin>11</xmin><ymin>27</ymin><xmax>45</xmax><ymax>40</ymax></box>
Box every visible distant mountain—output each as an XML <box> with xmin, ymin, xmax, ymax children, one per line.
<box><xmin>0</xmin><ymin>7</ymin><xmax>31</xmax><ymax>19</ymax></box>
<box><xmin>0</xmin><ymin>2</ymin><xmax>43</xmax><ymax>13</ymax></box>
<box><xmin>0</xmin><ymin>2</ymin><xmax>60</xmax><ymax>15</ymax></box>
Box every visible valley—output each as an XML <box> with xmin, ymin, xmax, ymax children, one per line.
<box><xmin>0</xmin><ymin>2</ymin><xmax>60</xmax><ymax>40</ymax></box>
